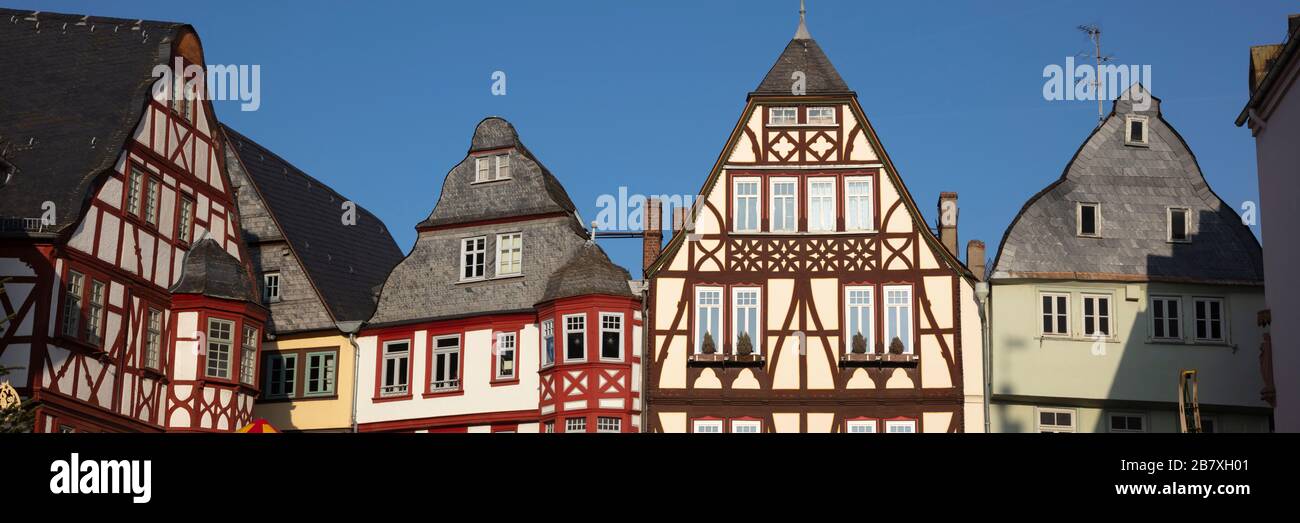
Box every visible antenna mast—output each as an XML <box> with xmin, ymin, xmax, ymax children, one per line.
<box><xmin>1078</xmin><ymin>24</ymin><xmax>1112</xmax><ymax>123</ymax></box>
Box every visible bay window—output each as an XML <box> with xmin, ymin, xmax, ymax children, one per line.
<box><xmin>600</xmin><ymin>313</ymin><xmax>623</xmax><ymax>361</ymax></box>
<box><xmin>541</xmin><ymin>319</ymin><xmax>555</xmax><ymax>367</ymax></box>
<box><xmin>206</xmin><ymin>318</ymin><xmax>233</xmax><ymax>379</ymax></box>
<box><xmin>240</xmin><ymin>326</ymin><xmax>258</xmax><ymax>385</ymax></box>
<box><xmin>564</xmin><ymin>314</ymin><xmax>586</xmax><ymax>362</ymax></box>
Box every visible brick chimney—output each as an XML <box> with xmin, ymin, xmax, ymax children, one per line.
<box><xmin>938</xmin><ymin>192</ymin><xmax>958</xmax><ymax>256</ymax></box>
<box><xmin>966</xmin><ymin>240</ymin><xmax>986</xmax><ymax>281</ymax></box>
<box><xmin>643</xmin><ymin>198</ymin><xmax>663</xmax><ymax>274</ymax></box>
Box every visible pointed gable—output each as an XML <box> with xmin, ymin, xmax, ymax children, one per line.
<box><xmin>993</xmin><ymin>86</ymin><xmax>1264</xmax><ymax>284</ymax></box>
<box><xmin>754</xmin><ymin>37</ymin><xmax>853</xmax><ymax>96</ymax></box>
<box><xmin>418</xmin><ymin>117</ymin><xmax>579</xmax><ymax>230</ymax></box>
<box><xmin>223</xmin><ymin>126</ymin><xmax>404</xmax><ymax>325</ymax></box>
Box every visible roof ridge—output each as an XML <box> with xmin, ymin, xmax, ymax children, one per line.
<box><xmin>0</xmin><ymin>7</ymin><xmax>184</xmax><ymax>29</ymax></box>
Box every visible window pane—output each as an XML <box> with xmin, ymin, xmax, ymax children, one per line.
<box><xmin>1081</xmin><ymin>205</ymin><xmax>1097</xmax><ymax>235</ymax></box>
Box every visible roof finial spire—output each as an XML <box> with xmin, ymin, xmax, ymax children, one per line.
<box><xmin>794</xmin><ymin>0</ymin><xmax>811</xmax><ymax>40</ymax></box>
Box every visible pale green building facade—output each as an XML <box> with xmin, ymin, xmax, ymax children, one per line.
<box><xmin>989</xmin><ymin>87</ymin><xmax>1271</xmax><ymax>433</ymax></box>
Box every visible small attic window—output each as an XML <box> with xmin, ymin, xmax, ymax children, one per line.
<box><xmin>769</xmin><ymin>107</ymin><xmax>798</xmax><ymax>126</ymax></box>
<box><xmin>1168</xmin><ymin>207</ymin><xmax>1190</xmax><ymax>243</ymax></box>
<box><xmin>1125</xmin><ymin>115</ymin><xmax>1149</xmax><ymax>146</ymax></box>
<box><xmin>807</xmin><ymin>107</ymin><xmax>836</xmax><ymax>125</ymax></box>
<box><xmin>474</xmin><ymin>154</ymin><xmax>511</xmax><ymax>183</ymax></box>
<box><xmin>1078</xmin><ymin>203</ymin><xmax>1100</xmax><ymax>237</ymax></box>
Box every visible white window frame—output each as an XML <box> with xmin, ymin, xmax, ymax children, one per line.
<box><xmin>692</xmin><ymin>419</ymin><xmax>723</xmax><ymax>434</ymax></box>
<box><xmin>126</xmin><ymin>168</ymin><xmax>143</xmax><ymax>217</ymax></box>
<box><xmin>807</xmin><ymin>106</ymin><xmax>836</xmax><ymax>126</ymax></box>
<box><xmin>496</xmin><ymin>232</ymin><xmax>522</xmax><ymax>276</ymax></box>
<box><xmin>1037</xmin><ymin>407</ymin><xmax>1076</xmax><ymax>433</ymax></box>
<box><xmin>264</xmin><ymin>353</ymin><xmax>297</xmax><ymax>399</ymax></box>
<box><xmin>769</xmin><ymin>177</ymin><xmax>798</xmax><ymax>233</ymax></box>
<box><xmin>1077</xmin><ymin>202</ymin><xmax>1101</xmax><ymax>238</ymax></box>
<box><xmin>1125</xmin><ymin>115</ymin><xmax>1149</xmax><ymax>146</ymax></box>
<box><xmin>1193</xmin><ymin>297</ymin><xmax>1226</xmax><ymax>343</ymax></box>
<box><xmin>543</xmin><ymin>421</ymin><xmax>555</xmax><ymax>433</ymax></box>
<box><xmin>205</xmin><ymin>318</ymin><xmax>234</xmax><ymax>380</ymax></box>
<box><xmin>565</xmin><ymin>417</ymin><xmax>587</xmax><ymax>433</ymax></box>
<box><xmin>541</xmin><ymin>319</ymin><xmax>555</xmax><ymax>368</ymax></box>
<box><xmin>240</xmin><ymin>326</ymin><xmax>259</xmax><ymax>385</ymax></box>
<box><xmin>61</xmin><ymin>270</ymin><xmax>83</xmax><ymax>338</ymax></box>
<box><xmin>144</xmin><ymin>178</ymin><xmax>160</xmax><ymax>226</ymax></box>
<box><xmin>731</xmin><ymin>288</ymin><xmax>762</xmax><ymax>356</ymax></box>
<box><xmin>1108</xmin><ymin>412</ymin><xmax>1147</xmax><ymax>433</ymax></box>
<box><xmin>731</xmin><ymin>419</ymin><xmax>762</xmax><ymax>433</ymax></box>
<box><xmin>304</xmin><ymin>350</ymin><xmax>337</xmax><ymax>397</ymax></box>
<box><xmin>596</xmin><ymin>416</ymin><xmax>622</xmax><ymax>433</ymax></box>
<box><xmin>694</xmin><ymin>287</ymin><xmax>723</xmax><ymax>354</ymax></box>
<box><xmin>144</xmin><ymin>308</ymin><xmax>163</xmax><ymax>369</ymax></box>
<box><xmin>1082</xmin><ymin>293</ymin><xmax>1113</xmax><ymax>338</ymax></box>
<box><xmin>1150</xmin><ymin>295</ymin><xmax>1182</xmax><ymax>341</ymax></box>
<box><xmin>431</xmin><ymin>335</ymin><xmax>461</xmax><ymax>392</ymax></box>
<box><xmin>381</xmin><ymin>340</ymin><xmax>411</xmax><ymax>397</ymax></box>
<box><xmin>599</xmin><ymin>313</ymin><xmax>624</xmax><ymax>361</ymax></box>
<box><xmin>86</xmin><ymin>280</ymin><xmax>105</xmax><ymax>347</ymax></box>
<box><xmin>845</xmin><ymin>419</ymin><xmax>877</xmax><ymax>433</ymax></box>
<box><xmin>844</xmin><ymin>286</ymin><xmax>875</xmax><ymax>353</ymax></box>
<box><xmin>495</xmin><ymin>331</ymin><xmax>517</xmax><ymax>380</ymax></box>
<box><xmin>495</xmin><ymin>153</ymin><xmax>511</xmax><ymax>180</ymax></box>
<box><xmin>806</xmin><ymin>177</ymin><xmax>836</xmax><ymax>232</ymax></box>
<box><xmin>885</xmin><ymin>420</ymin><xmax>917</xmax><ymax>433</ymax></box>
<box><xmin>844</xmin><ymin>176</ymin><xmax>874</xmax><ymax>232</ymax></box>
<box><xmin>733</xmin><ymin>177</ymin><xmax>761</xmax><ymax>233</ymax></box>
<box><xmin>1040</xmin><ymin>292</ymin><xmax>1071</xmax><ymax>337</ymax></box>
<box><xmin>1167</xmin><ymin>207</ymin><xmax>1191</xmax><ymax>243</ymax></box>
<box><xmin>768</xmin><ymin>107</ymin><xmax>798</xmax><ymax>126</ymax></box>
<box><xmin>563</xmin><ymin>313</ymin><xmax>587</xmax><ymax>363</ymax></box>
<box><xmin>178</xmin><ymin>196</ymin><xmax>194</xmax><ymax>244</ymax></box>
<box><xmin>263</xmin><ymin>272</ymin><xmax>281</xmax><ymax>303</ymax></box>
<box><xmin>460</xmin><ymin>236</ymin><xmax>486</xmax><ymax>281</ymax></box>
<box><xmin>474</xmin><ymin>155</ymin><xmax>512</xmax><ymax>183</ymax></box>
<box><xmin>883</xmin><ymin>285</ymin><xmax>913</xmax><ymax>354</ymax></box>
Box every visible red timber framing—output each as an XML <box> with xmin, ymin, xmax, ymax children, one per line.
<box><xmin>356</xmin><ymin>294</ymin><xmax>642</xmax><ymax>433</ymax></box>
<box><xmin>645</xmin><ymin>93</ymin><xmax>977</xmax><ymax>433</ymax></box>
<box><xmin>0</xmin><ymin>30</ymin><xmax>263</xmax><ymax>432</ymax></box>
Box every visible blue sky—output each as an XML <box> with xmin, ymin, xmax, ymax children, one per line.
<box><xmin>29</xmin><ymin>0</ymin><xmax>1293</xmax><ymax>274</ymax></box>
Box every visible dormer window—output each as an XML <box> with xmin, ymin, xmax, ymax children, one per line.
<box><xmin>1168</xmin><ymin>207</ymin><xmax>1190</xmax><ymax>243</ymax></box>
<box><xmin>1125</xmin><ymin>115</ymin><xmax>1149</xmax><ymax>146</ymax></box>
<box><xmin>1078</xmin><ymin>203</ymin><xmax>1100</xmax><ymax>237</ymax></box>
<box><xmin>807</xmin><ymin>107</ymin><xmax>836</xmax><ymax>125</ymax></box>
<box><xmin>263</xmin><ymin>272</ymin><xmax>281</xmax><ymax>303</ymax></box>
<box><xmin>769</xmin><ymin>107</ymin><xmax>798</xmax><ymax>126</ymax></box>
<box><xmin>474</xmin><ymin>153</ymin><xmax>511</xmax><ymax>183</ymax></box>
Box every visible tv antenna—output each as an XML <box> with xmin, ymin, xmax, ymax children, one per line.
<box><xmin>1077</xmin><ymin>24</ymin><xmax>1114</xmax><ymax>124</ymax></box>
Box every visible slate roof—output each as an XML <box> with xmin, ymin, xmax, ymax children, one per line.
<box><xmin>223</xmin><ymin>126</ymin><xmax>404</xmax><ymax>324</ymax></box>
<box><xmin>0</xmin><ymin>8</ymin><xmax>184</xmax><ymax>237</ymax></box>
<box><xmin>170</xmin><ymin>238</ymin><xmax>259</xmax><ymax>302</ymax></box>
<box><xmin>369</xmin><ymin>118</ymin><xmax>636</xmax><ymax>327</ymax></box>
<box><xmin>992</xmin><ymin>85</ymin><xmax>1264</xmax><ymax>285</ymax></box>
<box><xmin>540</xmin><ymin>242</ymin><xmax>636</xmax><ymax>303</ymax></box>
<box><xmin>752</xmin><ymin>15</ymin><xmax>852</xmax><ymax>97</ymax></box>
<box><xmin>418</xmin><ymin>117</ymin><xmax>579</xmax><ymax>229</ymax></box>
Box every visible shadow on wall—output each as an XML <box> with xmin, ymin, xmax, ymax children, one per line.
<box><xmin>1093</xmin><ymin>209</ymin><xmax>1265</xmax><ymax>432</ymax></box>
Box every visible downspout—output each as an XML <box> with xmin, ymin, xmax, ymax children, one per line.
<box><xmin>336</xmin><ymin>321</ymin><xmax>364</xmax><ymax>434</ymax></box>
<box><xmin>975</xmin><ymin>282</ymin><xmax>992</xmax><ymax>434</ymax></box>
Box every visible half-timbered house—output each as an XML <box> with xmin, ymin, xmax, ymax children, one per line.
<box><xmin>354</xmin><ymin>117</ymin><xmax>643</xmax><ymax>433</ymax></box>
<box><xmin>0</xmin><ymin>9</ymin><xmax>265</xmax><ymax>432</ymax></box>
<box><xmin>223</xmin><ymin>126</ymin><xmax>403</xmax><ymax>432</ymax></box>
<box><xmin>643</xmin><ymin>7</ymin><xmax>986</xmax><ymax>433</ymax></box>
